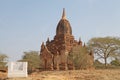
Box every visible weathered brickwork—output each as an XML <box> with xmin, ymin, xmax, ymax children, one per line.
<box><xmin>40</xmin><ymin>9</ymin><xmax>94</xmax><ymax>70</ymax></box>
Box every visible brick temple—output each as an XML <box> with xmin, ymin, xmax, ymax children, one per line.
<box><xmin>40</xmin><ymin>9</ymin><xmax>94</xmax><ymax>70</ymax></box>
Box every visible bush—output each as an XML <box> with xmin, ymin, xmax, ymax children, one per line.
<box><xmin>0</xmin><ymin>54</ymin><xmax>8</xmax><ymax>70</ymax></box>
<box><xmin>68</xmin><ymin>46</ymin><xmax>93</xmax><ymax>69</ymax></box>
<box><xmin>111</xmin><ymin>59</ymin><xmax>120</xmax><ymax>66</ymax></box>
<box><xmin>19</xmin><ymin>51</ymin><xmax>41</xmax><ymax>73</ymax></box>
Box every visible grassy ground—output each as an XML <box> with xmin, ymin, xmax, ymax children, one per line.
<box><xmin>1</xmin><ymin>69</ymin><xmax>120</xmax><ymax>80</ymax></box>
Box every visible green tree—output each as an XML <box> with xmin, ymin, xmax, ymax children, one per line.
<box><xmin>68</xmin><ymin>46</ymin><xmax>93</xmax><ymax>69</ymax></box>
<box><xmin>19</xmin><ymin>51</ymin><xmax>40</xmax><ymax>73</ymax></box>
<box><xmin>88</xmin><ymin>37</ymin><xmax>120</xmax><ymax>68</ymax></box>
<box><xmin>111</xmin><ymin>58</ymin><xmax>120</xmax><ymax>66</ymax></box>
<box><xmin>0</xmin><ymin>53</ymin><xmax>8</xmax><ymax>69</ymax></box>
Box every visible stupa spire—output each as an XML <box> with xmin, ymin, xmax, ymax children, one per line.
<box><xmin>62</xmin><ymin>8</ymin><xmax>66</xmax><ymax>19</ymax></box>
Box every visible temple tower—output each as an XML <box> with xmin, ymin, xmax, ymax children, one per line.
<box><xmin>40</xmin><ymin>9</ymin><xmax>93</xmax><ymax>70</ymax></box>
<box><xmin>53</xmin><ymin>8</ymin><xmax>74</xmax><ymax>54</ymax></box>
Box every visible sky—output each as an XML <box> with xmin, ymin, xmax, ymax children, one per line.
<box><xmin>0</xmin><ymin>0</ymin><xmax>120</xmax><ymax>61</ymax></box>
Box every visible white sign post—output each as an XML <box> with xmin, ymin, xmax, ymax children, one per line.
<box><xmin>8</xmin><ymin>62</ymin><xmax>28</xmax><ymax>77</ymax></box>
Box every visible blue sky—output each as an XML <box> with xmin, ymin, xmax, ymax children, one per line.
<box><xmin>0</xmin><ymin>0</ymin><xmax>120</xmax><ymax>61</ymax></box>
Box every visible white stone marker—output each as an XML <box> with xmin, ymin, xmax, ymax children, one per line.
<box><xmin>8</xmin><ymin>62</ymin><xmax>28</xmax><ymax>77</ymax></box>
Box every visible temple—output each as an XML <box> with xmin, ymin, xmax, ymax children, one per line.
<box><xmin>40</xmin><ymin>9</ymin><xmax>93</xmax><ymax>70</ymax></box>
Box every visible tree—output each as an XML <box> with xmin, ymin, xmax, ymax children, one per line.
<box><xmin>0</xmin><ymin>53</ymin><xmax>8</xmax><ymax>69</ymax></box>
<box><xmin>111</xmin><ymin>58</ymin><xmax>120</xmax><ymax>66</ymax></box>
<box><xmin>68</xmin><ymin>46</ymin><xmax>94</xmax><ymax>69</ymax></box>
<box><xmin>88</xmin><ymin>37</ymin><xmax>120</xmax><ymax>68</ymax></box>
<box><xmin>19</xmin><ymin>51</ymin><xmax>40</xmax><ymax>73</ymax></box>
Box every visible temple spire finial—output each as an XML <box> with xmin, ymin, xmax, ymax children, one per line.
<box><xmin>62</xmin><ymin>8</ymin><xmax>66</xmax><ymax>19</ymax></box>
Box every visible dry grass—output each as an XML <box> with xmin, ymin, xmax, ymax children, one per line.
<box><xmin>0</xmin><ymin>72</ymin><xmax>7</xmax><ymax>80</ymax></box>
<box><xmin>1</xmin><ymin>69</ymin><xmax>120</xmax><ymax>80</ymax></box>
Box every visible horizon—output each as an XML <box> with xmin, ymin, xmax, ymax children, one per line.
<box><xmin>0</xmin><ymin>0</ymin><xmax>120</xmax><ymax>61</ymax></box>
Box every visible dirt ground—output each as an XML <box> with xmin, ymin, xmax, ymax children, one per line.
<box><xmin>1</xmin><ymin>69</ymin><xmax>120</xmax><ymax>80</ymax></box>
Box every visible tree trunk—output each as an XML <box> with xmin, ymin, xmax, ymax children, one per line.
<box><xmin>104</xmin><ymin>57</ymin><xmax>107</xmax><ymax>68</ymax></box>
